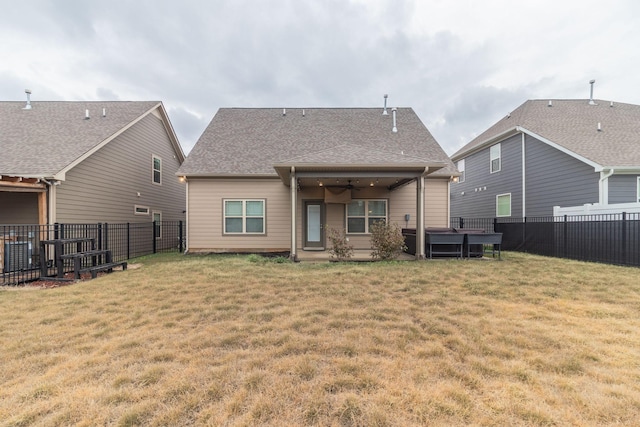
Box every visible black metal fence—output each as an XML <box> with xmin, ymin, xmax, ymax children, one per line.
<box><xmin>451</xmin><ymin>213</ymin><xmax>640</xmax><ymax>267</ymax></box>
<box><xmin>1</xmin><ymin>221</ymin><xmax>184</xmax><ymax>285</ymax></box>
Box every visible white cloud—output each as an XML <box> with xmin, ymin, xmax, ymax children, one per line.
<box><xmin>1</xmin><ymin>0</ymin><xmax>639</xmax><ymax>154</ymax></box>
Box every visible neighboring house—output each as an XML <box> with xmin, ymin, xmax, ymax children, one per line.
<box><xmin>177</xmin><ymin>107</ymin><xmax>458</xmax><ymax>260</ymax></box>
<box><xmin>0</xmin><ymin>98</ymin><xmax>186</xmax><ymax>225</ymax></box>
<box><xmin>450</xmin><ymin>99</ymin><xmax>640</xmax><ymax>218</ymax></box>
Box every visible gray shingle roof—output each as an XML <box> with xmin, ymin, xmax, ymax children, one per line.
<box><xmin>0</xmin><ymin>101</ymin><xmax>160</xmax><ymax>178</ymax></box>
<box><xmin>452</xmin><ymin>99</ymin><xmax>640</xmax><ymax>168</ymax></box>
<box><xmin>178</xmin><ymin>108</ymin><xmax>456</xmax><ymax>177</ymax></box>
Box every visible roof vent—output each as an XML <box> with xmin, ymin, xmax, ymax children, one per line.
<box><xmin>23</xmin><ymin>89</ymin><xmax>32</xmax><ymax>110</ymax></box>
<box><xmin>597</xmin><ymin>122</ymin><xmax>602</xmax><ymax>132</ymax></box>
<box><xmin>302</xmin><ymin>109</ymin><xmax>305</xmax><ymax>117</ymax></box>
<box><xmin>548</xmin><ymin>100</ymin><xmax>553</xmax><ymax>107</ymax></box>
<box><xmin>610</xmin><ymin>101</ymin><xmax>614</xmax><ymax>108</ymax></box>
<box><xmin>282</xmin><ymin>108</ymin><xmax>286</xmax><ymax>116</ymax></box>
<box><xmin>589</xmin><ymin>79</ymin><xmax>596</xmax><ymax>105</ymax></box>
<box><xmin>391</xmin><ymin>107</ymin><xmax>398</xmax><ymax>133</ymax></box>
<box><xmin>383</xmin><ymin>94</ymin><xmax>389</xmax><ymax>115</ymax></box>
<box><xmin>102</xmin><ymin>108</ymin><xmax>106</xmax><ymax>117</ymax></box>
<box><xmin>85</xmin><ymin>109</ymin><xmax>90</xmax><ymax>120</ymax></box>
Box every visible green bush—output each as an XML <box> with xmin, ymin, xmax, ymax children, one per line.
<box><xmin>327</xmin><ymin>227</ymin><xmax>354</xmax><ymax>261</ymax></box>
<box><xmin>369</xmin><ymin>221</ymin><xmax>407</xmax><ymax>260</ymax></box>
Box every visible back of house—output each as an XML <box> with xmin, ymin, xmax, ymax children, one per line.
<box><xmin>177</xmin><ymin>106</ymin><xmax>458</xmax><ymax>259</ymax></box>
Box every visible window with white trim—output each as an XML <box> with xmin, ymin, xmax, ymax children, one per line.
<box><xmin>457</xmin><ymin>159</ymin><xmax>465</xmax><ymax>183</ymax></box>
<box><xmin>153</xmin><ymin>211</ymin><xmax>162</xmax><ymax>239</ymax></box>
<box><xmin>152</xmin><ymin>155</ymin><xmax>162</xmax><ymax>185</ymax></box>
<box><xmin>637</xmin><ymin>177</ymin><xmax>640</xmax><ymax>202</ymax></box>
<box><xmin>134</xmin><ymin>205</ymin><xmax>150</xmax><ymax>215</ymax></box>
<box><xmin>346</xmin><ymin>200</ymin><xmax>387</xmax><ymax>234</ymax></box>
<box><xmin>490</xmin><ymin>143</ymin><xmax>501</xmax><ymax>173</ymax></box>
<box><xmin>224</xmin><ymin>199</ymin><xmax>265</xmax><ymax>234</ymax></box>
<box><xmin>496</xmin><ymin>193</ymin><xmax>511</xmax><ymax>217</ymax></box>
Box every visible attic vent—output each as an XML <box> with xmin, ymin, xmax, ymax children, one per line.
<box><xmin>589</xmin><ymin>79</ymin><xmax>596</xmax><ymax>105</ymax></box>
<box><xmin>391</xmin><ymin>107</ymin><xmax>398</xmax><ymax>133</ymax></box>
<box><xmin>383</xmin><ymin>94</ymin><xmax>389</xmax><ymax>115</ymax></box>
<box><xmin>23</xmin><ymin>89</ymin><xmax>32</xmax><ymax>110</ymax></box>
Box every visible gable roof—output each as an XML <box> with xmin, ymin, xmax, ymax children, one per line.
<box><xmin>178</xmin><ymin>107</ymin><xmax>456</xmax><ymax>178</ymax></box>
<box><xmin>451</xmin><ymin>99</ymin><xmax>640</xmax><ymax>170</ymax></box>
<box><xmin>0</xmin><ymin>101</ymin><xmax>184</xmax><ymax>180</ymax></box>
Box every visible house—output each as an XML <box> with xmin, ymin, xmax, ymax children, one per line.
<box><xmin>177</xmin><ymin>106</ymin><xmax>458</xmax><ymax>260</ymax></box>
<box><xmin>0</xmin><ymin>97</ymin><xmax>186</xmax><ymax>226</ymax></box>
<box><xmin>450</xmin><ymin>98</ymin><xmax>640</xmax><ymax>218</ymax></box>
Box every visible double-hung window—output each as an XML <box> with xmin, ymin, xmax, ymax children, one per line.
<box><xmin>346</xmin><ymin>200</ymin><xmax>387</xmax><ymax>234</ymax></box>
<box><xmin>224</xmin><ymin>199</ymin><xmax>265</xmax><ymax>234</ymax></box>
<box><xmin>496</xmin><ymin>193</ymin><xmax>511</xmax><ymax>217</ymax></box>
<box><xmin>457</xmin><ymin>159</ymin><xmax>465</xmax><ymax>183</ymax></box>
<box><xmin>152</xmin><ymin>155</ymin><xmax>162</xmax><ymax>185</ymax></box>
<box><xmin>490</xmin><ymin>144</ymin><xmax>501</xmax><ymax>173</ymax></box>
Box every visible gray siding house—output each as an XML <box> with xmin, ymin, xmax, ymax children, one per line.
<box><xmin>177</xmin><ymin>107</ymin><xmax>458</xmax><ymax>259</ymax></box>
<box><xmin>0</xmin><ymin>99</ymin><xmax>186</xmax><ymax>225</ymax></box>
<box><xmin>450</xmin><ymin>99</ymin><xmax>640</xmax><ymax>218</ymax></box>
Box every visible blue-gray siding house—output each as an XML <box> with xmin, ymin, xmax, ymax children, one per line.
<box><xmin>450</xmin><ymin>99</ymin><xmax>640</xmax><ymax>218</ymax></box>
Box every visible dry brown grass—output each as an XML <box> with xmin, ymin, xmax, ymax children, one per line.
<box><xmin>1</xmin><ymin>252</ymin><xmax>640</xmax><ymax>426</ymax></box>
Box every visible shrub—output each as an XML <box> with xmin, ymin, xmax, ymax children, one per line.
<box><xmin>369</xmin><ymin>221</ymin><xmax>407</xmax><ymax>260</ymax></box>
<box><xmin>327</xmin><ymin>227</ymin><xmax>354</xmax><ymax>261</ymax></box>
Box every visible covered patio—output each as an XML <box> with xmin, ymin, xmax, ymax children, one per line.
<box><xmin>274</xmin><ymin>145</ymin><xmax>447</xmax><ymax>261</ymax></box>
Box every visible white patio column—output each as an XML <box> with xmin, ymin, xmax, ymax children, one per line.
<box><xmin>416</xmin><ymin>175</ymin><xmax>425</xmax><ymax>259</ymax></box>
<box><xmin>290</xmin><ymin>167</ymin><xmax>297</xmax><ymax>261</ymax></box>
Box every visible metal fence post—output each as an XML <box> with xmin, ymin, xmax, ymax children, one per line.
<box><xmin>127</xmin><ymin>223</ymin><xmax>130</xmax><ymax>260</ymax></box>
<box><xmin>152</xmin><ymin>221</ymin><xmax>157</xmax><ymax>254</ymax></box>
<box><xmin>460</xmin><ymin>218</ymin><xmax>464</xmax><ymax>229</ymax></box>
<box><xmin>622</xmin><ymin>212</ymin><xmax>627</xmax><ymax>265</ymax></box>
<box><xmin>179</xmin><ymin>220</ymin><xmax>184</xmax><ymax>253</ymax></box>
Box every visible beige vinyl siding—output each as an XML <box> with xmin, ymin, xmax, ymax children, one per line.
<box><xmin>425</xmin><ymin>178</ymin><xmax>450</xmax><ymax>227</ymax></box>
<box><xmin>55</xmin><ymin>111</ymin><xmax>185</xmax><ymax>223</ymax></box>
<box><xmin>187</xmin><ymin>178</ymin><xmax>290</xmax><ymax>252</ymax></box>
<box><xmin>0</xmin><ymin>192</ymin><xmax>39</xmax><ymax>224</ymax></box>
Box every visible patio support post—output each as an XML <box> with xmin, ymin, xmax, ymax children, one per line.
<box><xmin>290</xmin><ymin>167</ymin><xmax>297</xmax><ymax>261</ymax></box>
<box><xmin>416</xmin><ymin>175</ymin><xmax>426</xmax><ymax>259</ymax></box>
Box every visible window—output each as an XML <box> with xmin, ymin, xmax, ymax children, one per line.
<box><xmin>152</xmin><ymin>155</ymin><xmax>162</xmax><ymax>185</ymax></box>
<box><xmin>637</xmin><ymin>177</ymin><xmax>640</xmax><ymax>202</ymax></box>
<box><xmin>457</xmin><ymin>159</ymin><xmax>465</xmax><ymax>183</ymax></box>
<box><xmin>496</xmin><ymin>194</ymin><xmax>511</xmax><ymax>217</ymax></box>
<box><xmin>346</xmin><ymin>200</ymin><xmax>387</xmax><ymax>234</ymax></box>
<box><xmin>490</xmin><ymin>144</ymin><xmax>501</xmax><ymax>173</ymax></box>
<box><xmin>224</xmin><ymin>199</ymin><xmax>265</xmax><ymax>234</ymax></box>
<box><xmin>153</xmin><ymin>211</ymin><xmax>162</xmax><ymax>238</ymax></box>
<box><xmin>134</xmin><ymin>205</ymin><xmax>150</xmax><ymax>215</ymax></box>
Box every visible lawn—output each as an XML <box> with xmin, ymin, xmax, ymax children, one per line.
<box><xmin>1</xmin><ymin>252</ymin><xmax>640</xmax><ymax>426</ymax></box>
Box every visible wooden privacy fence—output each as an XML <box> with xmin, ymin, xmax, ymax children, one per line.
<box><xmin>1</xmin><ymin>221</ymin><xmax>184</xmax><ymax>285</ymax></box>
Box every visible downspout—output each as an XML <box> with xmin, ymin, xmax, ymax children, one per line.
<box><xmin>185</xmin><ymin>178</ymin><xmax>189</xmax><ymax>254</ymax></box>
<box><xmin>521</xmin><ymin>133</ymin><xmax>526</xmax><ymax>218</ymax></box>
<box><xmin>599</xmin><ymin>168</ymin><xmax>614</xmax><ymax>205</ymax></box>
<box><xmin>41</xmin><ymin>178</ymin><xmax>56</xmax><ymax>225</ymax></box>
<box><xmin>290</xmin><ymin>166</ymin><xmax>297</xmax><ymax>261</ymax></box>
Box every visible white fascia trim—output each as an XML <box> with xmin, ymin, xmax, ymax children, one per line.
<box><xmin>56</xmin><ymin>103</ymin><xmax>163</xmax><ymax>179</ymax></box>
<box><xmin>451</xmin><ymin>127</ymin><xmax>520</xmax><ymax>161</ymax></box>
<box><xmin>518</xmin><ymin>128</ymin><xmax>603</xmax><ymax>172</ymax></box>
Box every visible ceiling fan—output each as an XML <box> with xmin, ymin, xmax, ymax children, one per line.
<box><xmin>326</xmin><ymin>179</ymin><xmax>361</xmax><ymax>190</ymax></box>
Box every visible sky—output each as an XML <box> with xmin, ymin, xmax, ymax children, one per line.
<box><xmin>1</xmin><ymin>0</ymin><xmax>639</xmax><ymax>156</ymax></box>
